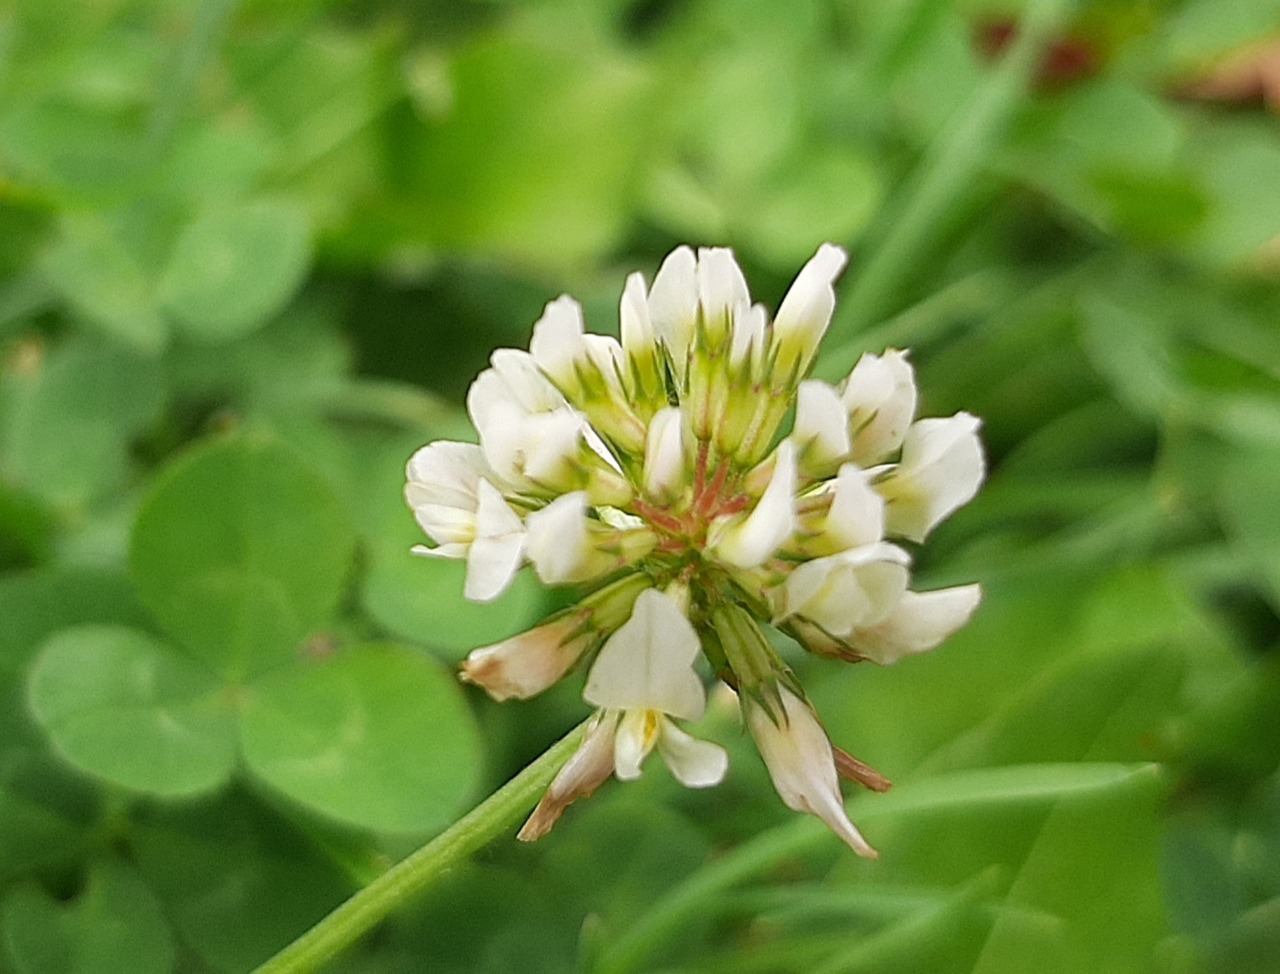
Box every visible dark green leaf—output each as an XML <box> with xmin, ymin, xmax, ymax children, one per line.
<box><xmin>133</xmin><ymin>795</ymin><xmax>351</xmax><ymax>974</ymax></box>
<box><xmin>1221</xmin><ymin>447</ymin><xmax>1280</xmax><ymax>613</ymax></box>
<box><xmin>1</xmin><ymin>861</ymin><xmax>173</xmax><ymax>974</ymax></box>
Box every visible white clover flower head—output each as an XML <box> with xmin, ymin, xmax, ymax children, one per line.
<box><xmin>405</xmin><ymin>243</ymin><xmax>987</xmax><ymax>854</ymax></box>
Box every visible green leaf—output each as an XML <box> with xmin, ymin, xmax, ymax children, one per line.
<box><xmin>362</xmin><ymin>503</ymin><xmax>545</xmax><ymax>660</ymax></box>
<box><xmin>27</xmin><ymin>625</ymin><xmax>236</xmax><ymax>797</ymax></box>
<box><xmin>963</xmin><ymin>769</ymin><xmax>1166</xmax><ymax>974</ymax></box>
<box><xmin>737</xmin><ymin>146</ymin><xmax>884</xmax><ymax>269</ymax></box>
<box><xmin>0</xmin><ymin>570</ymin><xmax>147</xmax><ymax>880</ymax></box>
<box><xmin>129</xmin><ymin>435</ymin><xmax>355</xmax><ymax>680</ymax></box>
<box><xmin>160</xmin><ymin>122</ymin><xmax>273</xmax><ymax>203</ymax></box>
<box><xmin>1002</xmin><ymin>80</ymin><xmax>1196</xmax><ymax>242</ymax></box>
<box><xmin>1078</xmin><ymin>293</ymin><xmax>1183</xmax><ymax>418</ymax></box>
<box><xmin>131</xmin><ymin>796</ymin><xmax>352</xmax><ymax>974</ymax></box>
<box><xmin>394</xmin><ymin>21</ymin><xmax>654</xmax><ymax>266</ymax></box>
<box><xmin>860</xmin><ymin>763</ymin><xmax>1160</xmax><ymax>821</ymax></box>
<box><xmin>239</xmin><ymin>643</ymin><xmax>482</xmax><ymax>833</ymax></box>
<box><xmin>0</xmin><ymin>569</ymin><xmax>146</xmax><ymax>721</ymax></box>
<box><xmin>158</xmin><ymin>199</ymin><xmax>313</xmax><ymax>341</ymax></box>
<box><xmin>162</xmin><ymin>298</ymin><xmax>351</xmax><ymax>412</ymax></box>
<box><xmin>368</xmin><ymin>862</ymin><xmax>581</xmax><ymax>974</ymax></box>
<box><xmin>1188</xmin><ymin>125</ymin><xmax>1280</xmax><ymax>268</ymax></box>
<box><xmin>0</xmin><ymin>481</ymin><xmax>55</xmax><ymax>569</ymax></box>
<box><xmin>1221</xmin><ymin>446</ymin><xmax>1280</xmax><ymax>613</ymax></box>
<box><xmin>1</xmin><ymin>860</ymin><xmax>174</xmax><ymax>974</ymax></box>
<box><xmin>39</xmin><ymin>215</ymin><xmax>168</xmax><ymax>354</ymax></box>
<box><xmin>0</xmin><ymin>335</ymin><xmax>165</xmax><ymax>508</ymax></box>
<box><xmin>0</xmin><ymin>100</ymin><xmax>148</xmax><ymax>203</ymax></box>
<box><xmin>1161</xmin><ymin>0</ymin><xmax>1280</xmax><ymax>68</ymax></box>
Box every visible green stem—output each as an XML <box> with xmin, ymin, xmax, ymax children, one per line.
<box><xmin>836</xmin><ymin>0</ymin><xmax>1075</xmax><ymax>334</ymax></box>
<box><xmin>252</xmin><ymin>719</ymin><xmax>589</xmax><ymax>974</ymax></box>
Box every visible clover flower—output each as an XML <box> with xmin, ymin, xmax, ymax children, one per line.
<box><xmin>406</xmin><ymin>243</ymin><xmax>985</xmax><ymax>857</ymax></box>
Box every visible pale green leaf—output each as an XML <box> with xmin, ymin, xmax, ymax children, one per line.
<box><xmin>27</xmin><ymin>625</ymin><xmax>236</xmax><ymax>797</ymax></box>
<box><xmin>158</xmin><ymin>200</ymin><xmax>312</xmax><ymax>341</ymax></box>
<box><xmin>129</xmin><ymin>435</ymin><xmax>355</xmax><ymax>679</ymax></box>
<box><xmin>239</xmin><ymin>643</ymin><xmax>482</xmax><ymax>833</ymax></box>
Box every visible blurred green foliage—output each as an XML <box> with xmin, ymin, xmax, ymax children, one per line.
<box><xmin>1</xmin><ymin>0</ymin><xmax>1279</xmax><ymax>971</ymax></box>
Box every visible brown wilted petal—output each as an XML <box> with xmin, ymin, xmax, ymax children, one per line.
<box><xmin>518</xmin><ymin>713</ymin><xmax>617</xmax><ymax>841</ymax></box>
<box><xmin>832</xmin><ymin>746</ymin><xmax>893</xmax><ymax>793</ymax></box>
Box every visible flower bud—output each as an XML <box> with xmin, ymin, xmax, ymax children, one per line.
<box><xmin>641</xmin><ymin>406</ymin><xmax>687</xmax><ymax>502</ymax></box>
<box><xmin>461</xmin><ymin>612</ymin><xmax>595</xmax><ymax>701</ymax></box>
<box><xmin>772</xmin><ymin>243</ymin><xmax>848</xmax><ymax>383</ymax></box>
<box><xmin>744</xmin><ymin>685</ymin><xmax>877</xmax><ymax>858</ymax></box>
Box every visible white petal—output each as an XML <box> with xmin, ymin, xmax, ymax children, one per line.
<box><xmin>794</xmin><ymin>380</ymin><xmax>851</xmax><ymax>469</ymax></box>
<box><xmin>614</xmin><ymin>708</ymin><xmax>658</xmax><ymax>781</ymax></box>
<box><xmin>711</xmin><ymin>440</ymin><xmax>796</xmax><ymax>569</ymax></box>
<box><xmin>881</xmin><ymin>412</ymin><xmax>985</xmax><ymax>542</ymax></box>
<box><xmin>581</xmin><ymin>333</ymin><xmax>626</xmax><ymax>379</ymax></box>
<box><xmin>464</xmin><ymin>480</ymin><xmax>525</xmax><ymax>602</ymax></box>
<box><xmin>642</xmin><ymin>406</ymin><xmax>687</xmax><ymax>501</ymax></box>
<box><xmin>461</xmin><ymin>615</ymin><xmax>592</xmax><ymax>700</ymax></box>
<box><xmin>411</xmin><ymin>542</ymin><xmax>467</xmax><ymax>559</ymax></box>
<box><xmin>773</xmin><ymin>243</ymin><xmax>847</xmax><ymax>374</ymax></box>
<box><xmin>778</xmin><ymin>544</ymin><xmax>910</xmax><ymax>636</ymax></box>
<box><xmin>405</xmin><ymin>441</ymin><xmax>487</xmax><ymax>510</ymax></box>
<box><xmin>465</xmin><ymin>367</ymin><xmax>509</xmax><ymax>437</ymax></box>
<box><xmin>475</xmin><ymin>478</ymin><xmax>524</xmax><ymax>539</ymax></box>
<box><xmin>853</xmin><ymin>584</ymin><xmax>982</xmax><ymax>665</ymax></box>
<box><xmin>824</xmin><ymin>464</ymin><xmax>885</xmax><ymax>550</ymax></box>
<box><xmin>582</xmin><ymin>421</ymin><xmax>623</xmax><ymax>472</ymax></box>
<box><xmin>409</xmin><ymin>503</ymin><xmax>475</xmax><ymax>545</ymax></box>
<box><xmin>657</xmin><ymin>718</ymin><xmax>728</xmax><ymax>788</ymax></box>
<box><xmin>464</xmin><ymin>533</ymin><xmax>525</xmax><ymax>602</ymax></box>
<box><xmin>522</xmin><ymin>409</ymin><xmax>585</xmax><ymax>484</ymax></box>
<box><xmin>475</xmin><ymin>398</ymin><xmax>528</xmax><ymax>480</ymax></box>
<box><xmin>841</xmin><ymin>350</ymin><xmax>917</xmax><ymax>464</ymax></box>
<box><xmin>697</xmin><ymin>247</ymin><xmax>750</xmax><ymax>334</ymax></box>
<box><xmin>745</xmin><ymin>687</ymin><xmax>876</xmax><ymax>858</ymax></box>
<box><xmin>584</xmin><ymin>589</ymin><xmax>706</xmax><ymax>721</ymax></box>
<box><xmin>620</xmin><ymin>272</ymin><xmax>655</xmax><ymax>355</ymax></box>
<box><xmin>730</xmin><ymin>303</ymin><xmax>767</xmax><ymax>368</ymax></box>
<box><xmin>525</xmin><ymin>491</ymin><xmax>592</xmax><ymax>584</ymax></box>
<box><xmin>648</xmin><ymin>246</ymin><xmax>698</xmax><ymax>374</ymax></box>
<box><xmin>490</xmin><ymin>348</ymin><xmax>564</xmax><ymax>415</ymax></box>
<box><xmin>529</xmin><ymin>295</ymin><xmax>586</xmax><ymax>383</ymax></box>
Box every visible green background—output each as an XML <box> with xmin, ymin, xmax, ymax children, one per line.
<box><xmin>2</xmin><ymin>0</ymin><xmax>1279</xmax><ymax>971</ymax></box>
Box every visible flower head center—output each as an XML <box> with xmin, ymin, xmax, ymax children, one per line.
<box><xmin>633</xmin><ymin>443</ymin><xmax>751</xmax><ymax>559</ymax></box>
